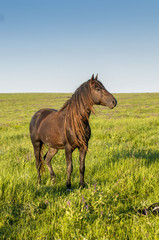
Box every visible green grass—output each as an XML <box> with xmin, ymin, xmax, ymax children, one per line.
<box><xmin>0</xmin><ymin>92</ymin><xmax>159</xmax><ymax>239</ymax></box>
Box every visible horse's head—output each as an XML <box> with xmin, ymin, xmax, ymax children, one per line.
<box><xmin>90</xmin><ymin>74</ymin><xmax>117</xmax><ymax>109</ymax></box>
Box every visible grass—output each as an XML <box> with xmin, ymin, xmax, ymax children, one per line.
<box><xmin>0</xmin><ymin>92</ymin><xmax>159</xmax><ymax>239</ymax></box>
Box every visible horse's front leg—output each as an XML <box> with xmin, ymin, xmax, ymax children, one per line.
<box><xmin>65</xmin><ymin>147</ymin><xmax>73</xmax><ymax>189</ymax></box>
<box><xmin>79</xmin><ymin>147</ymin><xmax>87</xmax><ymax>188</ymax></box>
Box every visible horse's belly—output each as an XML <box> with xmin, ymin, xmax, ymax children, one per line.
<box><xmin>40</xmin><ymin>131</ymin><xmax>63</xmax><ymax>148</ymax></box>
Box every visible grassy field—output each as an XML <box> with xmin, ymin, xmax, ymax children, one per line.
<box><xmin>0</xmin><ymin>92</ymin><xmax>159</xmax><ymax>239</ymax></box>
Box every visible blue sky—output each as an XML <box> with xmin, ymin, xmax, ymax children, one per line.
<box><xmin>0</xmin><ymin>0</ymin><xmax>159</xmax><ymax>93</ymax></box>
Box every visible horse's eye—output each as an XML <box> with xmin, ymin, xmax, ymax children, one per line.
<box><xmin>96</xmin><ymin>88</ymin><xmax>100</xmax><ymax>91</ymax></box>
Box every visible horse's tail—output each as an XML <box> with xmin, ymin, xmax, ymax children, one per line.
<box><xmin>40</xmin><ymin>144</ymin><xmax>45</xmax><ymax>175</ymax></box>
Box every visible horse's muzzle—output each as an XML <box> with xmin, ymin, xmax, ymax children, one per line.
<box><xmin>109</xmin><ymin>98</ymin><xmax>117</xmax><ymax>109</ymax></box>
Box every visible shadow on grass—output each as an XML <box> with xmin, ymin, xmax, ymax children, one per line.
<box><xmin>34</xmin><ymin>181</ymin><xmax>88</xmax><ymax>199</ymax></box>
<box><xmin>34</xmin><ymin>184</ymin><xmax>68</xmax><ymax>198</ymax></box>
<box><xmin>108</xmin><ymin>147</ymin><xmax>159</xmax><ymax>166</ymax></box>
<box><xmin>132</xmin><ymin>148</ymin><xmax>159</xmax><ymax>166</ymax></box>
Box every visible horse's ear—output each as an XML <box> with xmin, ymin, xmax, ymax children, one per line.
<box><xmin>95</xmin><ymin>74</ymin><xmax>98</xmax><ymax>80</ymax></box>
<box><xmin>90</xmin><ymin>74</ymin><xmax>95</xmax><ymax>88</ymax></box>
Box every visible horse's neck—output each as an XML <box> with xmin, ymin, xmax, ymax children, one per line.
<box><xmin>79</xmin><ymin>108</ymin><xmax>91</xmax><ymax>126</ymax></box>
<box><xmin>63</xmin><ymin>97</ymin><xmax>92</xmax><ymax>123</ymax></box>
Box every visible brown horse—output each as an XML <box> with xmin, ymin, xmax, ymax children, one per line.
<box><xmin>29</xmin><ymin>74</ymin><xmax>117</xmax><ymax>188</ymax></box>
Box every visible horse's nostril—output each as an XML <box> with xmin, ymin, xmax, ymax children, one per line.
<box><xmin>112</xmin><ymin>99</ymin><xmax>117</xmax><ymax>106</ymax></box>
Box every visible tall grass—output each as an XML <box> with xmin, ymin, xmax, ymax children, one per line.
<box><xmin>0</xmin><ymin>92</ymin><xmax>159</xmax><ymax>239</ymax></box>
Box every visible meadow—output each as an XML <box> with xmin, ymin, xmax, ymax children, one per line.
<box><xmin>0</xmin><ymin>92</ymin><xmax>159</xmax><ymax>239</ymax></box>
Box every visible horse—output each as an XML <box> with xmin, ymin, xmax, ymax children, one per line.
<box><xmin>29</xmin><ymin>74</ymin><xmax>117</xmax><ymax>189</ymax></box>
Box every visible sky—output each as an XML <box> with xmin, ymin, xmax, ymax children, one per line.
<box><xmin>0</xmin><ymin>0</ymin><xmax>159</xmax><ymax>93</ymax></box>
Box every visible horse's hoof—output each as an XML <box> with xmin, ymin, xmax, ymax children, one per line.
<box><xmin>66</xmin><ymin>183</ymin><xmax>71</xmax><ymax>189</ymax></box>
<box><xmin>79</xmin><ymin>183</ymin><xmax>85</xmax><ymax>189</ymax></box>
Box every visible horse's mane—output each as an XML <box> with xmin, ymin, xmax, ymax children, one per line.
<box><xmin>59</xmin><ymin>80</ymin><xmax>94</xmax><ymax>150</ymax></box>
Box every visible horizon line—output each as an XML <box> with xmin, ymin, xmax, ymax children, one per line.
<box><xmin>0</xmin><ymin>91</ymin><xmax>158</xmax><ymax>94</ymax></box>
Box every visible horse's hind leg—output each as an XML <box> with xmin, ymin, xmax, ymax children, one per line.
<box><xmin>44</xmin><ymin>148</ymin><xmax>58</xmax><ymax>182</ymax></box>
<box><xmin>33</xmin><ymin>141</ymin><xmax>43</xmax><ymax>184</ymax></box>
